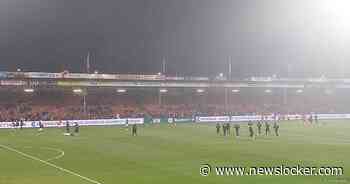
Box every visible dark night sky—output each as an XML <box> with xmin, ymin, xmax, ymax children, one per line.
<box><xmin>0</xmin><ymin>0</ymin><xmax>350</xmax><ymax>78</ymax></box>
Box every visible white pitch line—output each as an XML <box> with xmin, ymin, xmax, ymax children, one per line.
<box><xmin>42</xmin><ymin>147</ymin><xmax>65</xmax><ymax>162</ymax></box>
<box><xmin>0</xmin><ymin>144</ymin><xmax>103</xmax><ymax>184</ymax></box>
<box><xmin>21</xmin><ymin>146</ymin><xmax>65</xmax><ymax>161</ymax></box>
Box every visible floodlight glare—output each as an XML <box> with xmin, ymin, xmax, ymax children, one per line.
<box><xmin>117</xmin><ymin>89</ymin><xmax>127</xmax><ymax>93</ymax></box>
<box><xmin>73</xmin><ymin>89</ymin><xmax>83</xmax><ymax>93</ymax></box>
<box><xmin>24</xmin><ymin>88</ymin><xmax>34</xmax><ymax>93</ymax></box>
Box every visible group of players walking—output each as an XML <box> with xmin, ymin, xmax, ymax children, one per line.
<box><xmin>9</xmin><ymin>119</ymin><xmax>140</xmax><ymax>137</ymax></box>
<box><xmin>64</xmin><ymin>121</ymin><xmax>80</xmax><ymax>135</ymax></box>
<box><xmin>216</xmin><ymin>121</ymin><xmax>280</xmax><ymax>138</ymax></box>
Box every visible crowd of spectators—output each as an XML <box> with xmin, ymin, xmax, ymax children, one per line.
<box><xmin>0</xmin><ymin>90</ymin><xmax>349</xmax><ymax>122</ymax></box>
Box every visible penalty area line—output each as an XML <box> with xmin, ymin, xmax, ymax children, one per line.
<box><xmin>0</xmin><ymin>144</ymin><xmax>103</xmax><ymax>184</ymax></box>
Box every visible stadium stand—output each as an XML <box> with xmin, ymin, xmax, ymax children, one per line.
<box><xmin>0</xmin><ymin>88</ymin><xmax>349</xmax><ymax>122</ymax></box>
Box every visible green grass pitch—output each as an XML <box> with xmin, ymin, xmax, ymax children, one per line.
<box><xmin>0</xmin><ymin>120</ymin><xmax>349</xmax><ymax>184</ymax></box>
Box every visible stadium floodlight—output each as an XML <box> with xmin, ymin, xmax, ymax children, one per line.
<box><xmin>197</xmin><ymin>89</ymin><xmax>205</xmax><ymax>93</ymax></box>
<box><xmin>265</xmin><ymin>89</ymin><xmax>272</xmax><ymax>93</ymax></box>
<box><xmin>157</xmin><ymin>72</ymin><xmax>162</xmax><ymax>75</ymax></box>
<box><xmin>117</xmin><ymin>89</ymin><xmax>127</xmax><ymax>93</ymax></box>
<box><xmin>73</xmin><ymin>89</ymin><xmax>83</xmax><ymax>94</ymax></box>
<box><xmin>232</xmin><ymin>89</ymin><xmax>240</xmax><ymax>93</ymax></box>
<box><xmin>159</xmin><ymin>89</ymin><xmax>168</xmax><ymax>93</ymax></box>
<box><xmin>296</xmin><ymin>89</ymin><xmax>303</xmax><ymax>93</ymax></box>
<box><xmin>94</xmin><ymin>70</ymin><xmax>99</xmax><ymax>74</ymax></box>
<box><xmin>219</xmin><ymin>73</ymin><xmax>224</xmax><ymax>77</ymax></box>
<box><xmin>17</xmin><ymin>68</ymin><xmax>21</xmax><ymax>72</ymax></box>
<box><xmin>24</xmin><ymin>88</ymin><xmax>34</xmax><ymax>93</ymax></box>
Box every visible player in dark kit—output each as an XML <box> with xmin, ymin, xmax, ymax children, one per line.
<box><xmin>74</xmin><ymin>122</ymin><xmax>79</xmax><ymax>134</ymax></box>
<box><xmin>234</xmin><ymin>124</ymin><xmax>240</xmax><ymax>137</ymax></box>
<box><xmin>265</xmin><ymin>122</ymin><xmax>270</xmax><ymax>136</ymax></box>
<box><xmin>314</xmin><ymin>114</ymin><xmax>318</xmax><ymax>124</ymax></box>
<box><xmin>216</xmin><ymin>123</ymin><xmax>221</xmax><ymax>135</ymax></box>
<box><xmin>223</xmin><ymin>124</ymin><xmax>227</xmax><ymax>136</ymax></box>
<box><xmin>248</xmin><ymin>122</ymin><xmax>254</xmax><ymax>139</ymax></box>
<box><xmin>257</xmin><ymin>121</ymin><xmax>262</xmax><ymax>135</ymax></box>
<box><xmin>273</xmin><ymin>122</ymin><xmax>279</xmax><ymax>136</ymax></box>
<box><xmin>132</xmin><ymin>124</ymin><xmax>137</xmax><ymax>136</ymax></box>
<box><xmin>20</xmin><ymin>120</ymin><xmax>24</xmax><ymax>130</ymax></box>
<box><xmin>65</xmin><ymin>121</ymin><xmax>70</xmax><ymax>133</ymax></box>
<box><xmin>227</xmin><ymin>123</ymin><xmax>231</xmax><ymax>135</ymax></box>
<box><xmin>308</xmin><ymin>114</ymin><xmax>313</xmax><ymax>124</ymax></box>
<box><xmin>38</xmin><ymin>121</ymin><xmax>44</xmax><ymax>132</ymax></box>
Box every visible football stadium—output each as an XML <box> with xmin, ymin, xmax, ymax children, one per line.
<box><xmin>1</xmin><ymin>0</ymin><xmax>350</xmax><ymax>184</ymax></box>
<box><xmin>0</xmin><ymin>72</ymin><xmax>349</xmax><ymax>184</ymax></box>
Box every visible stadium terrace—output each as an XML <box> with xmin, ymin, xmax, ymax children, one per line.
<box><xmin>0</xmin><ymin>71</ymin><xmax>349</xmax><ymax>123</ymax></box>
